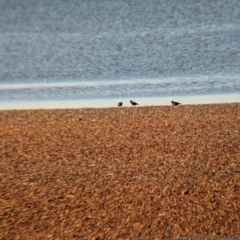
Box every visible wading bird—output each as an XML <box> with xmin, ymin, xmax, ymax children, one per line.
<box><xmin>118</xmin><ymin>102</ymin><xmax>123</xmax><ymax>107</ymax></box>
<box><xmin>171</xmin><ymin>100</ymin><xmax>181</xmax><ymax>106</ymax></box>
<box><xmin>130</xmin><ymin>100</ymin><xmax>139</xmax><ymax>106</ymax></box>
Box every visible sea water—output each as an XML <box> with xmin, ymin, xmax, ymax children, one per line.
<box><xmin>0</xmin><ymin>0</ymin><xmax>240</xmax><ymax>109</ymax></box>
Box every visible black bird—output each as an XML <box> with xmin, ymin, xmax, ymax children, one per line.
<box><xmin>118</xmin><ymin>102</ymin><xmax>123</xmax><ymax>107</ymax></box>
<box><xmin>130</xmin><ymin>100</ymin><xmax>139</xmax><ymax>106</ymax></box>
<box><xmin>171</xmin><ymin>100</ymin><xmax>181</xmax><ymax>106</ymax></box>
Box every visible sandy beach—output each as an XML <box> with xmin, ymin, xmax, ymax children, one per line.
<box><xmin>1</xmin><ymin>103</ymin><xmax>240</xmax><ymax>239</ymax></box>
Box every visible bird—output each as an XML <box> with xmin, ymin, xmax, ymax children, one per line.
<box><xmin>130</xmin><ymin>100</ymin><xmax>139</xmax><ymax>106</ymax></box>
<box><xmin>171</xmin><ymin>100</ymin><xmax>181</xmax><ymax>106</ymax></box>
<box><xmin>118</xmin><ymin>102</ymin><xmax>123</xmax><ymax>107</ymax></box>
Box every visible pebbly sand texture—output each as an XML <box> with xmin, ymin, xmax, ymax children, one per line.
<box><xmin>1</xmin><ymin>103</ymin><xmax>240</xmax><ymax>239</ymax></box>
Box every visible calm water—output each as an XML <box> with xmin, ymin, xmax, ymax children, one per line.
<box><xmin>0</xmin><ymin>0</ymin><xmax>240</xmax><ymax>108</ymax></box>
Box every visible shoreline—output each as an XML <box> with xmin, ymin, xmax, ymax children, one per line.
<box><xmin>1</xmin><ymin>103</ymin><xmax>240</xmax><ymax>239</ymax></box>
<box><xmin>0</xmin><ymin>93</ymin><xmax>239</xmax><ymax>110</ymax></box>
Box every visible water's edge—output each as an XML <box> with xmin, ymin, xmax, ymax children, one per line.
<box><xmin>1</xmin><ymin>93</ymin><xmax>239</xmax><ymax>110</ymax></box>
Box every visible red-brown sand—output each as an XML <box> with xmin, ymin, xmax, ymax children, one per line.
<box><xmin>1</xmin><ymin>103</ymin><xmax>240</xmax><ymax>239</ymax></box>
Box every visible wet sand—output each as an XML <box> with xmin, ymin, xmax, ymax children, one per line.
<box><xmin>1</xmin><ymin>103</ymin><xmax>240</xmax><ymax>239</ymax></box>
<box><xmin>1</xmin><ymin>93</ymin><xmax>240</xmax><ymax>110</ymax></box>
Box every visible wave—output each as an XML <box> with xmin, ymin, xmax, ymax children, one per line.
<box><xmin>0</xmin><ymin>75</ymin><xmax>240</xmax><ymax>101</ymax></box>
<box><xmin>0</xmin><ymin>75</ymin><xmax>239</xmax><ymax>89</ymax></box>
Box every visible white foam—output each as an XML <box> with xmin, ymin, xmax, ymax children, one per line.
<box><xmin>0</xmin><ymin>75</ymin><xmax>239</xmax><ymax>90</ymax></box>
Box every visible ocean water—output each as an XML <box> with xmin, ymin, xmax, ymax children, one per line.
<box><xmin>0</xmin><ymin>0</ymin><xmax>240</xmax><ymax>108</ymax></box>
